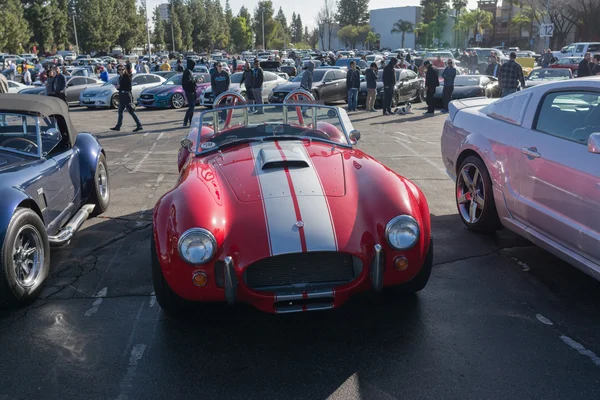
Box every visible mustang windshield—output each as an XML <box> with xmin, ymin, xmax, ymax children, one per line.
<box><xmin>195</xmin><ymin>104</ymin><xmax>353</xmax><ymax>153</ymax></box>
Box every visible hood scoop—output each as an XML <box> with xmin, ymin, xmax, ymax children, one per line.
<box><xmin>258</xmin><ymin>146</ymin><xmax>309</xmax><ymax>170</ymax></box>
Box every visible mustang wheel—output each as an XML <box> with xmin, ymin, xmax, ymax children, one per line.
<box><xmin>151</xmin><ymin>237</ymin><xmax>190</xmax><ymax>315</ymax></box>
<box><xmin>171</xmin><ymin>93</ymin><xmax>185</xmax><ymax>109</ymax></box>
<box><xmin>90</xmin><ymin>153</ymin><xmax>110</xmax><ymax>216</ymax></box>
<box><xmin>456</xmin><ymin>156</ymin><xmax>501</xmax><ymax>232</ymax></box>
<box><xmin>0</xmin><ymin>208</ymin><xmax>50</xmax><ymax>307</ymax></box>
<box><xmin>110</xmin><ymin>94</ymin><xmax>119</xmax><ymax>109</ymax></box>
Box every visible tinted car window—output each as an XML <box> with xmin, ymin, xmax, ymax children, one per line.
<box><xmin>133</xmin><ymin>75</ymin><xmax>148</xmax><ymax>85</ymax></box>
<box><xmin>334</xmin><ymin>70</ymin><xmax>346</xmax><ymax>80</ymax></box>
<box><xmin>587</xmin><ymin>44</ymin><xmax>600</xmax><ymax>52</ymax></box>
<box><xmin>69</xmin><ymin>77</ymin><xmax>85</xmax><ymax>86</ymax></box>
<box><xmin>146</xmin><ymin>75</ymin><xmax>161</xmax><ymax>83</ymax></box>
<box><xmin>536</xmin><ymin>91</ymin><xmax>600</xmax><ymax>143</ymax></box>
<box><xmin>576</xmin><ymin>44</ymin><xmax>586</xmax><ymax>52</ymax></box>
<box><xmin>86</xmin><ymin>78</ymin><xmax>98</xmax><ymax>84</ymax></box>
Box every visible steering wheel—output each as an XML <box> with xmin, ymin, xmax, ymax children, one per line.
<box><xmin>213</xmin><ymin>91</ymin><xmax>247</xmax><ymax>129</ymax></box>
<box><xmin>283</xmin><ymin>89</ymin><xmax>315</xmax><ymax>126</ymax></box>
<box><xmin>1</xmin><ymin>137</ymin><xmax>38</xmax><ymax>153</ymax></box>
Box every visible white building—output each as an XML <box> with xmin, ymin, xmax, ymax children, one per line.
<box><xmin>370</xmin><ymin>6</ymin><xmax>421</xmax><ymax>50</ymax></box>
<box><xmin>158</xmin><ymin>3</ymin><xmax>170</xmax><ymax>22</ymax></box>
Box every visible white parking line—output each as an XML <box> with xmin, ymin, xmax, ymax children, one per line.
<box><xmin>391</xmin><ymin>133</ymin><xmax>448</xmax><ymax>176</ymax></box>
<box><xmin>116</xmin><ymin>343</ymin><xmax>147</xmax><ymax>399</ymax></box>
<box><xmin>394</xmin><ymin>131</ymin><xmax>438</xmax><ymax>145</ymax></box>
<box><xmin>536</xmin><ymin>313</ymin><xmax>553</xmax><ymax>325</ymax></box>
<box><xmin>560</xmin><ymin>335</ymin><xmax>600</xmax><ymax>367</ymax></box>
<box><xmin>84</xmin><ymin>287</ymin><xmax>108</xmax><ymax>316</ymax></box>
<box><xmin>131</xmin><ymin>142</ymin><xmax>156</xmax><ymax>173</ymax></box>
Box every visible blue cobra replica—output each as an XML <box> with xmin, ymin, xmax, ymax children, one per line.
<box><xmin>0</xmin><ymin>94</ymin><xmax>109</xmax><ymax>306</ymax></box>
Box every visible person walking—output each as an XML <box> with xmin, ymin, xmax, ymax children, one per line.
<box><xmin>424</xmin><ymin>61</ymin><xmax>439</xmax><ymax>115</ymax></box>
<box><xmin>577</xmin><ymin>52</ymin><xmax>592</xmax><ymax>78</ymax></box>
<box><xmin>300</xmin><ymin>61</ymin><xmax>314</xmax><ymax>116</ymax></box>
<box><xmin>181</xmin><ymin>59</ymin><xmax>197</xmax><ymax>127</ymax></box>
<box><xmin>251</xmin><ymin>59</ymin><xmax>264</xmax><ymax>114</ymax></box>
<box><xmin>239</xmin><ymin>61</ymin><xmax>255</xmax><ymax>112</ymax></box>
<box><xmin>485</xmin><ymin>56</ymin><xmax>500</xmax><ymax>77</ymax></box>
<box><xmin>498</xmin><ymin>52</ymin><xmax>525</xmax><ymax>97</ymax></box>
<box><xmin>365</xmin><ymin>62</ymin><xmax>378</xmax><ymax>112</ymax></box>
<box><xmin>382</xmin><ymin>57</ymin><xmax>397</xmax><ymax>115</ymax></box>
<box><xmin>441</xmin><ymin>59</ymin><xmax>456</xmax><ymax>114</ymax></box>
<box><xmin>110</xmin><ymin>65</ymin><xmax>143</xmax><ymax>132</ymax></box>
<box><xmin>211</xmin><ymin>62</ymin><xmax>230</xmax><ymax>122</ymax></box>
<box><xmin>346</xmin><ymin>60</ymin><xmax>360</xmax><ymax>112</ymax></box>
<box><xmin>540</xmin><ymin>49</ymin><xmax>554</xmax><ymax>68</ymax></box>
<box><xmin>176</xmin><ymin>59</ymin><xmax>184</xmax><ymax>73</ymax></box>
<box><xmin>53</xmin><ymin>66</ymin><xmax>67</xmax><ymax>102</ymax></box>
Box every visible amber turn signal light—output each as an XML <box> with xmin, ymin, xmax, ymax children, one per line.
<box><xmin>394</xmin><ymin>257</ymin><xmax>409</xmax><ymax>271</ymax></box>
<box><xmin>192</xmin><ymin>271</ymin><xmax>208</xmax><ymax>287</ymax></box>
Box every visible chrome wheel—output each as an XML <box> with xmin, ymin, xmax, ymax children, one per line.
<box><xmin>12</xmin><ymin>225</ymin><xmax>43</xmax><ymax>288</ymax></box>
<box><xmin>97</xmin><ymin>160</ymin><xmax>109</xmax><ymax>202</ymax></box>
<box><xmin>456</xmin><ymin>163</ymin><xmax>485</xmax><ymax>224</ymax></box>
<box><xmin>172</xmin><ymin>93</ymin><xmax>184</xmax><ymax>109</ymax></box>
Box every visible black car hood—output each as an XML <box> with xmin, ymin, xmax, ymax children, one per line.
<box><xmin>260</xmin><ymin>61</ymin><xmax>281</xmax><ymax>71</ymax></box>
<box><xmin>435</xmin><ymin>84</ymin><xmax>482</xmax><ymax>96</ymax></box>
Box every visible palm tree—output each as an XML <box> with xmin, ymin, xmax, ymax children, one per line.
<box><xmin>391</xmin><ymin>19</ymin><xmax>414</xmax><ymax>49</ymax></box>
<box><xmin>456</xmin><ymin>9</ymin><xmax>493</xmax><ymax>46</ymax></box>
<box><xmin>452</xmin><ymin>0</ymin><xmax>468</xmax><ymax>48</ymax></box>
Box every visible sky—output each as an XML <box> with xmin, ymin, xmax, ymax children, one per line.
<box><xmin>144</xmin><ymin>0</ymin><xmax>480</xmax><ymax>30</ymax></box>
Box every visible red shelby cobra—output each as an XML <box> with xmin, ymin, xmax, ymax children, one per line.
<box><xmin>152</xmin><ymin>90</ymin><xmax>433</xmax><ymax>314</ymax></box>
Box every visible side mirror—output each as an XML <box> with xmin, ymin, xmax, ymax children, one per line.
<box><xmin>349</xmin><ymin>129</ymin><xmax>361</xmax><ymax>144</ymax></box>
<box><xmin>181</xmin><ymin>138</ymin><xmax>193</xmax><ymax>150</ymax></box>
<box><xmin>588</xmin><ymin>132</ymin><xmax>600</xmax><ymax>154</ymax></box>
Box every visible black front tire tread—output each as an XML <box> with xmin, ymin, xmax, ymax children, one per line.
<box><xmin>0</xmin><ymin>208</ymin><xmax>50</xmax><ymax>308</ymax></box>
<box><xmin>151</xmin><ymin>237</ymin><xmax>191</xmax><ymax>316</ymax></box>
<box><xmin>90</xmin><ymin>153</ymin><xmax>110</xmax><ymax>216</ymax></box>
<box><xmin>458</xmin><ymin>156</ymin><xmax>502</xmax><ymax>233</ymax></box>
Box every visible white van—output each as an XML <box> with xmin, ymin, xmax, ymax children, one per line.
<box><xmin>554</xmin><ymin>42</ymin><xmax>600</xmax><ymax>58</ymax></box>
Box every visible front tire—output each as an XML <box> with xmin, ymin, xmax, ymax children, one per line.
<box><xmin>110</xmin><ymin>94</ymin><xmax>119</xmax><ymax>109</ymax></box>
<box><xmin>90</xmin><ymin>153</ymin><xmax>110</xmax><ymax>216</ymax></box>
<box><xmin>456</xmin><ymin>156</ymin><xmax>501</xmax><ymax>232</ymax></box>
<box><xmin>0</xmin><ymin>208</ymin><xmax>50</xmax><ymax>307</ymax></box>
<box><xmin>151</xmin><ymin>237</ymin><xmax>190</xmax><ymax>316</ymax></box>
<box><xmin>171</xmin><ymin>93</ymin><xmax>185</xmax><ymax>109</ymax></box>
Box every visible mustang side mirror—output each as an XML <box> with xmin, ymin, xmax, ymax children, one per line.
<box><xmin>349</xmin><ymin>129</ymin><xmax>361</xmax><ymax>144</ymax></box>
<box><xmin>588</xmin><ymin>132</ymin><xmax>600</xmax><ymax>154</ymax></box>
<box><xmin>181</xmin><ymin>138</ymin><xmax>193</xmax><ymax>151</ymax></box>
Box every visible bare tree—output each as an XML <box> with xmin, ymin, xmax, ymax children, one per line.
<box><xmin>322</xmin><ymin>0</ymin><xmax>335</xmax><ymax>50</ymax></box>
<box><xmin>316</xmin><ymin>10</ymin><xmax>326</xmax><ymax>50</ymax></box>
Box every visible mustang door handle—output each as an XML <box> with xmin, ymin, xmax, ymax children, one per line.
<box><xmin>521</xmin><ymin>147</ymin><xmax>541</xmax><ymax>158</ymax></box>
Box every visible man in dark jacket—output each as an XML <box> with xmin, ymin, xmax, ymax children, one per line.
<box><xmin>365</xmin><ymin>62</ymin><xmax>378</xmax><ymax>112</ymax></box>
<box><xmin>382</xmin><ymin>57</ymin><xmax>397</xmax><ymax>115</ymax></box>
<box><xmin>182</xmin><ymin>59</ymin><xmax>197</xmax><ymax>127</ymax></box>
<box><xmin>577</xmin><ymin>52</ymin><xmax>592</xmax><ymax>78</ymax></box>
<box><xmin>251</xmin><ymin>59</ymin><xmax>264</xmax><ymax>114</ymax></box>
<box><xmin>176</xmin><ymin>59</ymin><xmax>184</xmax><ymax>73</ymax></box>
<box><xmin>346</xmin><ymin>60</ymin><xmax>361</xmax><ymax>112</ymax></box>
<box><xmin>485</xmin><ymin>56</ymin><xmax>500</xmax><ymax>77</ymax></box>
<box><xmin>239</xmin><ymin>61</ymin><xmax>255</xmax><ymax>111</ymax></box>
<box><xmin>211</xmin><ymin>63</ymin><xmax>230</xmax><ymax>121</ymax></box>
<box><xmin>300</xmin><ymin>61</ymin><xmax>314</xmax><ymax>117</ymax></box>
<box><xmin>441</xmin><ymin>59</ymin><xmax>456</xmax><ymax>114</ymax></box>
<box><xmin>424</xmin><ymin>61</ymin><xmax>439</xmax><ymax>115</ymax></box>
<box><xmin>52</xmin><ymin>66</ymin><xmax>67</xmax><ymax>102</ymax></box>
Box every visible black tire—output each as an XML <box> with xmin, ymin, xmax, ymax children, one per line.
<box><xmin>171</xmin><ymin>93</ymin><xmax>185</xmax><ymax>109</ymax></box>
<box><xmin>0</xmin><ymin>208</ymin><xmax>50</xmax><ymax>307</ymax></box>
<box><xmin>312</xmin><ymin>90</ymin><xmax>320</xmax><ymax>101</ymax></box>
<box><xmin>151</xmin><ymin>237</ymin><xmax>190</xmax><ymax>316</ymax></box>
<box><xmin>89</xmin><ymin>153</ymin><xmax>110</xmax><ymax>216</ymax></box>
<box><xmin>456</xmin><ymin>156</ymin><xmax>501</xmax><ymax>232</ymax></box>
<box><xmin>110</xmin><ymin>94</ymin><xmax>119</xmax><ymax>109</ymax></box>
<box><xmin>383</xmin><ymin>240</ymin><xmax>433</xmax><ymax>297</ymax></box>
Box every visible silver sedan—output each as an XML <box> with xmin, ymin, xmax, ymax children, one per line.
<box><xmin>79</xmin><ymin>73</ymin><xmax>165</xmax><ymax>109</ymax></box>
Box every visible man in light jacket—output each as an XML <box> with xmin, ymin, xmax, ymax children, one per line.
<box><xmin>365</xmin><ymin>63</ymin><xmax>378</xmax><ymax>112</ymax></box>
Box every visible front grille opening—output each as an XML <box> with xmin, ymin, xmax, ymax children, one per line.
<box><xmin>274</xmin><ymin>297</ymin><xmax>334</xmax><ymax>309</ymax></box>
<box><xmin>244</xmin><ymin>252</ymin><xmax>360</xmax><ymax>291</ymax></box>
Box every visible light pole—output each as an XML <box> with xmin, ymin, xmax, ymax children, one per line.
<box><xmin>72</xmin><ymin>14</ymin><xmax>79</xmax><ymax>54</ymax></box>
<box><xmin>144</xmin><ymin>0</ymin><xmax>151</xmax><ymax>56</ymax></box>
<box><xmin>262</xmin><ymin>10</ymin><xmax>265</xmax><ymax>50</ymax></box>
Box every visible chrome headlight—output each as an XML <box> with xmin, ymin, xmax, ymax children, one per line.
<box><xmin>385</xmin><ymin>215</ymin><xmax>420</xmax><ymax>250</ymax></box>
<box><xmin>178</xmin><ymin>228</ymin><xmax>217</xmax><ymax>265</ymax></box>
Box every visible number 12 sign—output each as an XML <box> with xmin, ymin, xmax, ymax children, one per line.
<box><xmin>540</xmin><ymin>23</ymin><xmax>554</xmax><ymax>37</ymax></box>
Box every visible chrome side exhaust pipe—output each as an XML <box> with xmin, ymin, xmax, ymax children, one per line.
<box><xmin>48</xmin><ymin>204</ymin><xmax>95</xmax><ymax>247</ymax></box>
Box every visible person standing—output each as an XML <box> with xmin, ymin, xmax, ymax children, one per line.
<box><xmin>540</xmin><ymin>49</ymin><xmax>554</xmax><ymax>68</ymax></box>
<box><xmin>232</xmin><ymin>56</ymin><xmax>238</xmax><ymax>73</ymax></box>
<box><xmin>485</xmin><ymin>56</ymin><xmax>500</xmax><ymax>77</ymax></box>
<box><xmin>577</xmin><ymin>52</ymin><xmax>592</xmax><ymax>78</ymax></box>
<box><xmin>240</xmin><ymin>61</ymin><xmax>255</xmax><ymax>111</ymax></box>
<box><xmin>470</xmin><ymin>51</ymin><xmax>479</xmax><ymax>74</ymax></box>
<box><xmin>46</xmin><ymin>69</ymin><xmax>56</xmax><ymax>97</ymax></box>
<box><xmin>591</xmin><ymin>54</ymin><xmax>600</xmax><ymax>75</ymax></box>
<box><xmin>53</xmin><ymin>66</ymin><xmax>67</xmax><ymax>102</ymax></box>
<box><xmin>346</xmin><ymin>60</ymin><xmax>360</xmax><ymax>112</ymax></box>
<box><xmin>441</xmin><ymin>59</ymin><xmax>456</xmax><ymax>114</ymax></box>
<box><xmin>251</xmin><ymin>59</ymin><xmax>264</xmax><ymax>114</ymax></box>
<box><xmin>99</xmin><ymin>66</ymin><xmax>109</xmax><ymax>82</ymax></box>
<box><xmin>498</xmin><ymin>52</ymin><xmax>525</xmax><ymax>97</ymax></box>
<box><xmin>382</xmin><ymin>57</ymin><xmax>397</xmax><ymax>115</ymax></box>
<box><xmin>365</xmin><ymin>62</ymin><xmax>378</xmax><ymax>112</ymax></box>
<box><xmin>135</xmin><ymin>60</ymin><xmax>144</xmax><ymax>74</ymax></box>
<box><xmin>181</xmin><ymin>59</ymin><xmax>197</xmax><ymax>127</ymax></box>
<box><xmin>160</xmin><ymin>60</ymin><xmax>171</xmax><ymax>71</ymax></box>
<box><xmin>176</xmin><ymin>59</ymin><xmax>184</xmax><ymax>73</ymax></box>
<box><xmin>424</xmin><ymin>61</ymin><xmax>439</xmax><ymax>115</ymax></box>
<box><xmin>110</xmin><ymin>65</ymin><xmax>143</xmax><ymax>132</ymax></box>
<box><xmin>211</xmin><ymin>62</ymin><xmax>230</xmax><ymax>122</ymax></box>
<box><xmin>22</xmin><ymin>65</ymin><xmax>32</xmax><ymax>85</ymax></box>
<box><xmin>300</xmin><ymin>61</ymin><xmax>314</xmax><ymax>116</ymax></box>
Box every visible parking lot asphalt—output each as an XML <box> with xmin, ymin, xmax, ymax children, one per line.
<box><xmin>1</xmin><ymin>102</ymin><xmax>599</xmax><ymax>400</ymax></box>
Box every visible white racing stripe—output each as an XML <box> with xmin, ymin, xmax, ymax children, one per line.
<box><xmin>250</xmin><ymin>141</ymin><xmax>337</xmax><ymax>255</ymax></box>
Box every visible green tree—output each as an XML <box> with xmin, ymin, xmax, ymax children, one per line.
<box><xmin>307</xmin><ymin>28</ymin><xmax>320</xmax><ymax>49</ymax></box>
<box><xmin>420</xmin><ymin>0</ymin><xmax>449</xmax><ymax>44</ymax></box>
<box><xmin>77</xmin><ymin>0</ymin><xmax>121</xmax><ymax>52</ymax></box>
<box><xmin>291</xmin><ymin>13</ymin><xmax>304</xmax><ymax>43</ymax></box>
<box><xmin>455</xmin><ymin>9</ymin><xmax>493</xmax><ymax>45</ymax></box>
<box><xmin>25</xmin><ymin>0</ymin><xmax>55</xmax><ymax>53</ymax></box>
<box><xmin>238</xmin><ymin>5</ymin><xmax>251</xmax><ymax>25</ymax></box>
<box><xmin>152</xmin><ymin>6</ymin><xmax>166</xmax><ymax>51</ymax></box>
<box><xmin>224</xmin><ymin>0</ymin><xmax>233</xmax><ymax>26</ymax></box>
<box><xmin>364</xmin><ymin>30</ymin><xmax>379</xmax><ymax>50</ymax></box>
<box><xmin>337</xmin><ymin>25</ymin><xmax>359</xmax><ymax>47</ymax></box>
<box><xmin>253</xmin><ymin>1</ymin><xmax>275</xmax><ymax>49</ymax></box>
<box><xmin>336</xmin><ymin>0</ymin><xmax>369</xmax><ymax>26</ymax></box>
<box><xmin>173</xmin><ymin>0</ymin><xmax>193</xmax><ymax>51</ymax></box>
<box><xmin>0</xmin><ymin>0</ymin><xmax>31</xmax><ymax>53</ymax></box>
<box><xmin>268</xmin><ymin>20</ymin><xmax>287</xmax><ymax>49</ymax></box>
<box><xmin>116</xmin><ymin>0</ymin><xmax>145</xmax><ymax>53</ymax></box>
<box><xmin>230</xmin><ymin>16</ymin><xmax>254</xmax><ymax>52</ymax></box>
<box><xmin>452</xmin><ymin>0</ymin><xmax>468</xmax><ymax>47</ymax></box>
<box><xmin>275</xmin><ymin>7</ymin><xmax>289</xmax><ymax>36</ymax></box>
<box><xmin>53</xmin><ymin>0</ymin><xmax>70</xmax><ymax>50</ymax></box>
<box><xmin>214</xmin><ymin>0</ymin><xmax>229</xmax><ymax>49</ymax></box>
<box><xmin>189</xmin><ymin>0</ymin><xmax>206</xmax><ymax>52</ymax></box>
<box><xmin>390</xmin><ymin>19</ymin><xmax>414</xmax><ymax>48</ymax></box>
